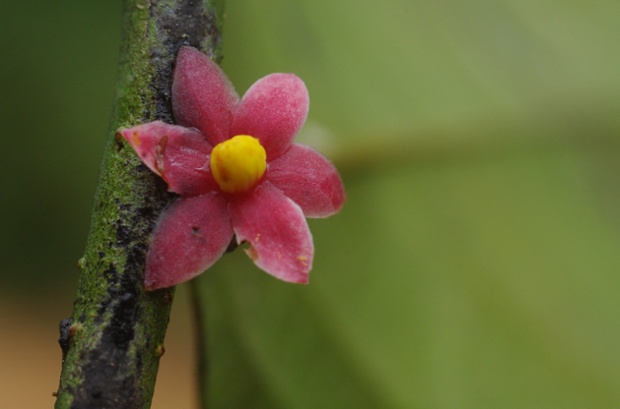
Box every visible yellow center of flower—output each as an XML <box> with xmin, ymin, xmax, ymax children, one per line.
<box><xmin>210</xmin><ymin>135</ymin><xmax>267</xmax><ymax>193</ymax></box>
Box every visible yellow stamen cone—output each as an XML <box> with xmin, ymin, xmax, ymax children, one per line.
<box><xmin>210</xmin><ymin>135</ymin><xmax>267</xmax><ymax>193</ymax></box>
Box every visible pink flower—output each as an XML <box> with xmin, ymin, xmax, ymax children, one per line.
<box><xmin>119</xmin><ymin>46</ymin><xmax>345</xmax><ymax>290</ymax></box>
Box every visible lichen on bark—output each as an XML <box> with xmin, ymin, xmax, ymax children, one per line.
<box><xmin>54</xmin><ymin>1</ymin><xmax>224</xmax><ymax>408</ymax></box>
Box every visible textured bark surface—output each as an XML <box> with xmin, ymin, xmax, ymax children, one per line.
<box><xmin>54</xmin><ymin>1</ymin><xmax>223</xmax><ymax>408</ymax></box>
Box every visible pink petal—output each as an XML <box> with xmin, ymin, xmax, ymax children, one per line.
<box><xmin>229</xmin><ymin>182</ymin><xmax>313</xmax><ymax>283</ymax></box>
<box><xmin>231</xmin><ymin>74</ymin><xmax>309</xmax><ymax>161</ymax></box>
<box><xmin>144</xmin><ymin>193</ymin><xmax>233</xmax><ymax>290</ymax></box>
<box><xmin>119</xmin><ymin>121</ymin><xmax>216</xmax><ymax>195</ymax></box>
<box><xmin>172</xmin><ymin>46</ymin><xmax>239</xmax><ymax>146</ymax></box>
<box><xmin>267</xmin><ymin>144</ymin><xmax>346</xmax><ymax>218</ymax></box>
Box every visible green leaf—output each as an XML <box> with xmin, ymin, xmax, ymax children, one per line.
<box><xmin>200</xmin><ymin>146</ymin><xmax>620</xmax><ymax>408</ymax></box>
<box><xmin>196</xmin><ymin>0</ymin><xmax>620</xmax><ymax>407</ymax></box>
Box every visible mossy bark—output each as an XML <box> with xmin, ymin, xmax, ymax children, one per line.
<box><xmin>54</xmin><ymin>1</ymin><xmax>223</xmax><ymax>408</ymax></box>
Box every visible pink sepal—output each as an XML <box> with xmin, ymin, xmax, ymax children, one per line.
<box><xmin>231</xmin><ymin>73</ymin><xmax>309</xmax><ymax>161</ymax></box>
<box><xmin>144</xmin><ymin>193</ymin><xmax>234</xmax><ymax>290</ymax></box>
<box><xmin>119</xmin><ymin>121</ymin><xmax>216</xmax><ymax>196</ymax></box>
<box><xmin>172</xmin><ymin>46</ymin><xmax>239</xmax><ymax>146</ymax></box>
<box><xmin>229</xmin><ymin>183</ymin><xmax>313</xmax><ymax>284</ymax></box>
<box><xmin>268</xmin><ymin>144</ymin><xmax>346</xmax><ymax>218</ymax></box>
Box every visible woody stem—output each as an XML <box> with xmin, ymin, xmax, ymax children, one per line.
<box><xmin>54</xmin><ymin>1</ymin><xmax>224</xmax><ymax>408</ymax></box>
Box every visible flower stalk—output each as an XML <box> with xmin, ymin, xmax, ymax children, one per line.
<box><xmin>54</xmin><ymin>1</ymin><xmax>224</xmax><ymax>408</ymax></box>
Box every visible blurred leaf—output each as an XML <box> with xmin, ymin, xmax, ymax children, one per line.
<box><xmin>196</xmin><ymin>0</ymin><xmax>620</xmax><ymax>407</ymax></box>
<box><xmin>0</xmin><ymin>1</ymin><xmax>121</xmax><ymax>295</ymax></box>
<box><xmin>221</xmin><ymin>0</ymin><xmax>620</xmax><ymax>146</ymax></box>
<box><xmin>200</xmin><ymin>145</ymin><xmax>620</xmax><ymax>408</ymax></box>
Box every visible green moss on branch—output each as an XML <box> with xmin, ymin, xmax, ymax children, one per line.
<box><xmin>54</xmin><ymin>1</ymin><xmax>224</xmax><ymax>408</ymax></box>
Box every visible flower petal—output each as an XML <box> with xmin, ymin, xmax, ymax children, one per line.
<box><xmin>229</xmin><ymin>182</ymin><xmax>313</xmax><ymax>283</ymax></box>
<box><xmin>172</xmin><ymin>46</ymin><xmax>239</xmax><ymax>146</ymax></box>
<box><xmin>231</xmin><ymin>74</ymin><xmax>309</xmax><ymax>161</ymax></box>
<box><xmin>144</xmin><ymin>193</ymin><xmax>233</xmax><ymax>290</ymax></box>
<box><xmin>119</xmin><ymin>121</ymin><xmax>216</xmax><ymax>195</ymax></box>
<box><xmin>267</xmin><ymin>144</ymin><xmax>346</xmax><ymax>218</ymax></box>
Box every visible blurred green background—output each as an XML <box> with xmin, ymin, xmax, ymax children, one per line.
<box><xmin>1</xmin><ymin>0</ymin><xmax>620</xmax><ymax>408</ymax></box>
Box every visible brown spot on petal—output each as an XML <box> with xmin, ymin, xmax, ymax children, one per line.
<box><xmin>152</xmin><ymin>135</ymin><xmax>168</xmax><ymax>174</ymax></box>
<box><xmin>297</xmin><ymin>255</ymin><xmax>308</xmax><ymax>266</ymax></box>
<box><xmin>132</xmin><ymin>131</ymin><xmax>141</xmax><ymax>146</ymax></box>
<box><xmin>246</xmin><ymin>245</ymin><xmax>259</xmax><ymax>261</ymax></box>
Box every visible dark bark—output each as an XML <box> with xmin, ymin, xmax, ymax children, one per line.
<box><xmin>54</xmin><ymin>1</ymin><xmax>224</xmax><ymax>408</ymax></box>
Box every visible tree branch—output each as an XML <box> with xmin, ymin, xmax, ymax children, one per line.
<box><xmin>54</xmin><ymin>1</ymin><xmax>224</xmax><ymax>408</ymax></box>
